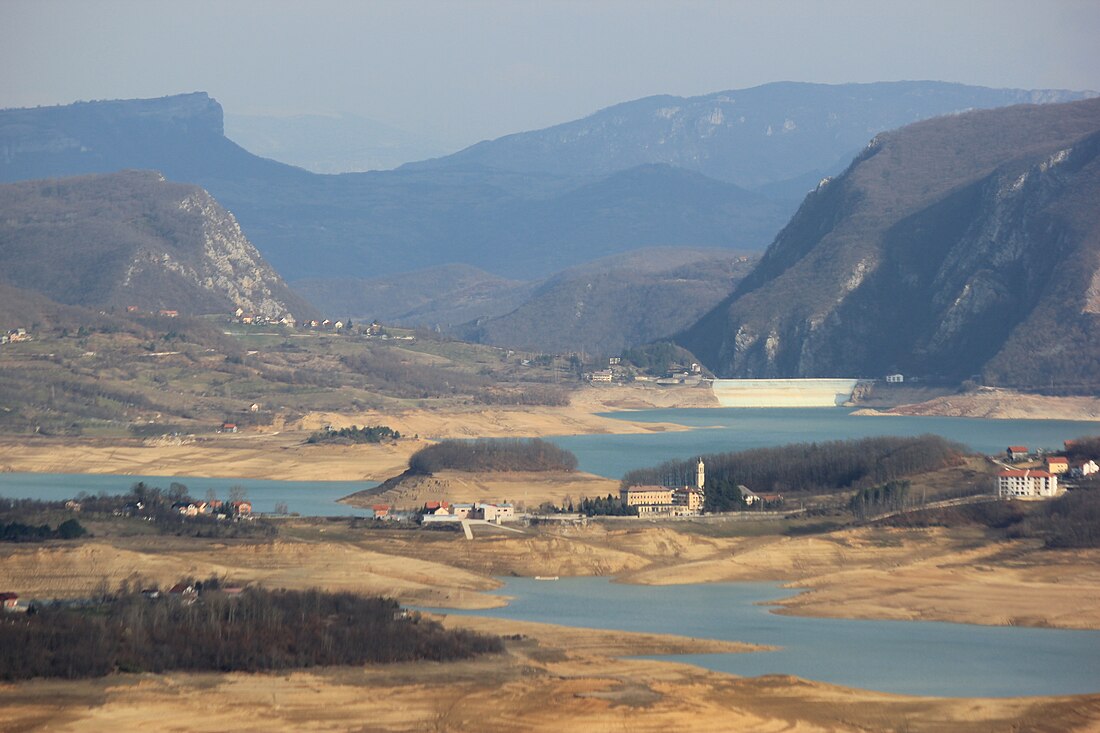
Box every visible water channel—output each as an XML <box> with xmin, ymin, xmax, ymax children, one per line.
<box><xmin>551</xmin><ymin>407</ymin><xmax>1100</xmax><ymax>478</ymax></box>
<box><xmin>434</xmin><ymin>576</ymin><xmax>1100</xmax><ymax>698</ymax></box>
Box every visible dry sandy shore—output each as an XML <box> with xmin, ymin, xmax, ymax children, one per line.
<box><xmin>0</xmin><ymin>386</ymin><xmax>699</xmax><ymax>481</ymax></box>
<box><xmin>3</xmin><ymin>524</ymin><xmax>1100</xmax><ymax>731</ymax></box>
<box><xmin>2</xmin><ymin>384</ymin><xmax>1095</xmax><ymax>481</ymax></box>
<box><xmin>3</xmin><ymin>524</ymin><xmax>1099</xmax><ymax>628</ymax></box>
<box><xmin>6</xmin><ymin>623</ymin><xmax>1097</xmax><ymax>733</ymax></box>
<box><xmin>853</xmin><ymin>387</ymin><xmax>1100</xmax><ymax>421</ymax></box>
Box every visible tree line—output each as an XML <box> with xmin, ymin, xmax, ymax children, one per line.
<box><xmin>306</xmin><ymin>424</ymin><xmax>401</xmax><ymax>444</ymax></box>
<box><xmin>0</xmin><ymin>517</ymin><xmax>86</xmax><ymax>543</ymax></box>
<box><xmin>622</xmin><ymin>435</ymin><xmax>964</xmax><ymax>497</ymax></box>
<box><xmin>409</xmin><ymin>438</ymin><xmax>578</xmax><ymax>474</ymax></box>
<box><xmin>0</xmin><ymin>583</ymin><xmax>502</xmax><ymax>680</ymax></box>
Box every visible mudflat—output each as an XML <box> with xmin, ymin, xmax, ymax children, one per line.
<box><xmin>0</xmin><ymin>392</ymin><xmax>693</xmax><ymax>481</ymax></box>
<box><xmin>3</xmin><ymin>522</ymin><xmax>1100</xmax><ymax>731</ymax></box>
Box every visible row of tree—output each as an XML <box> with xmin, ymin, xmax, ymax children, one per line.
<box><xmin>0</xmin><ymin>517</ymin><xmax>86</xmax><ymax>543</ymax></box>
<box><xmin>409</xmin><ymin>438</ymin><xmax>578</xmax><ymax>474</ymax></box>
<box><xmin>0</xmin><ymin>584</ymin><xmax>503</xmax><ymax>680</ymax></box>
<box><xmin>574</xmin><ymin>494</ymin><xmax>638</xmax><ymax>516</ymax></box>
<box><xmin>622</xmin><ymin>435</ymin><xmax>964</xmax><ymax>497</ymax></box>
<box><xmin>848</xmin><ymin>480</ymin><xmax>914</xmax><ymax>519</ymax></box>
<box><xmin>306</xmin><ymin>424</ymin><xmax>401</xmax><ymax>444</ymax></box>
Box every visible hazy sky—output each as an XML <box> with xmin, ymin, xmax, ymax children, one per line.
<box><xmin>2</xmin><ymin>0</ymin><xmax>1098</xmax><ymax>150</ymax></box>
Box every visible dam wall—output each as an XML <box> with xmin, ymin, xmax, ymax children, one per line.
<box><xmin>711</xmin><ymin>378</ymin><xmax>859</xmax><ymax>407</ymax></box>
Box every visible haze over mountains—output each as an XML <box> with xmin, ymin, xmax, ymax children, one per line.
<box><xmin>680</xmin><ymin>97</ymin><xmax>1100</xmax><ymax>389</ymax></box>
<box><xmin>1</xmin><ymin>82</ymin><xmax>1097</xmax><ymax>374</ymax></box>
<box><xmin>404</xmin><ymin>81</ymin><xmax>1093</xmax><ymax>198</ymax></box>
<box><xmin>2</xmin><ymin>82</ymin><xmax>1088</xmax><ymax>283</ymax></box>
<box><xmin>224</xmin><ymin>112</ymin><xmax>450</xmax><ymax>174</ymax></box>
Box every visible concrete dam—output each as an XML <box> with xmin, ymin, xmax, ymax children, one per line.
<box><xmin>710</xmin><ymin>378</ymin><xmax>860</xmax><ymax>407</ymax></box>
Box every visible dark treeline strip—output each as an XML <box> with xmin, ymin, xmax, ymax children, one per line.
<box><xmin>880</xmin><ymin>488</ymin><xmax>1100</xmax><ymax>548</ymax></box>
<box><xmin>0</xmin><ymin>517</ymin><xmax>86</xmax><ymax>542</ymax></box>
<box><xmin>623</xmin><ymin>435</ymin><xmax>965</xmax><ymax>496</ymax></box>
<box><xmin>409</xmin><ymin>438</ymin><xmax>578</xmax><ymax>474</ymax></box>
<box><xmin>704</xmin><ymin>479</ymin><xmax>785</xmax><ymax>513</ymax></box>
<box><xmin>306</xmin><ymin>424</ymin><xmax>400</xmax><ymax>444</ymax></box>
<box><xmin>0</xmin><ymin>585</ymin><xmax>502</xmax><ymax>680</ymax></box>
<box><xmin>577</xmin><ymin>494</ymin><xmax>637</xmax><ymax>516</ymax></box>
<box><xmin>1064</xmin><ymin>436</ymin><xmax>1100</xmax><ymax>463</ymax></box>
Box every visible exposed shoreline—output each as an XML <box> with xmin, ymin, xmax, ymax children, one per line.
<box><xmin>2</xmin><ymin>384</ymin><xmax>1097</xmax><ymax>481</ymax></box>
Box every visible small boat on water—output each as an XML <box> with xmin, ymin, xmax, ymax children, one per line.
<box><xmin>533</xmin><ymin>575</ymin><xmax>559</xmax><ymax>581</ymax></box>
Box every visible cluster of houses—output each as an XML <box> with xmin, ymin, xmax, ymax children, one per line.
<box><xmin>996</xmin><ymin>444</ymin><xmax>1099</xmax><ymax>499</ymax></box>
<box><xmin>420</xmin><ymin>500</ymin><xmax>516</xmax><ymax>524</ymax></box>
<box><xmin>585</xmin><ymin>357</ymin><xmax>704</xmax><ymax>385</ymax></box>
<box><xmin>620</xmin><ymin>459</ymin><xmax>707</xmax><ymax>517</ymax></box>
<box><xmin>0</xmin><ymin>327</ymin><xmax>29</xmax><ymax>345</ymax></box>
<box><xmin>230</xmin><ymin>307</ymin><xmax>297</xmax><ymax>327</ymax></box>
<box><xmin>170</xmin><ymin>499</ymin><xmax>253</xmax><ymax>518</ymax></box>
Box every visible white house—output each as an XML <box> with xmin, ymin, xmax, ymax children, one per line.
<box><xmin>478</xmin><ymin>503</ymin><xmax>515</xmax><ymax>523</ymax></box>
<box><xmin>997</xmin><ymin>469</ymin><xmax>1059</xmax><ymax>498</ymax></box>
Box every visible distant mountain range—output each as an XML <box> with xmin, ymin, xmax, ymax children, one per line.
<box><xmin>679</xmin><ymin>97</ymin><xmax>1100</xmax><ymax>390</ymax></box>
<box><xmin>2</xmin><ymin>82</ymin><xmax>1089</xmax><ymax>286</ymax></box>
<box><xmin>403</xmin><ymin>81</ymin><xmax>1095</xmax><ymax>197</ymax></box>
<box><xmin>0</xmin><ymin>170</ymin><xmax>311</xmax><ymax>318</ymax></box>
<box><xmin>3</xmin><ymin>83</ymin><xmax>1097</xmax><ymax>366</ymax></box>
<box><xmin>0</xmin><ymin>92</ymin><xmax>783</xmax><ymax>281</ymax></box>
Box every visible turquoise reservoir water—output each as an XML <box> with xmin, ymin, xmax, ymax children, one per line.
<box><xmin>435</xmin><ymin>577</ymin><xmax>1100</xmax><ymax>698</ymax></box>
<box><xmin>551</xmin><ymin>407</ymin><xmax>1100</xmax><ymax>478</ymax></box>
<box><xmin>0</xmin><ymin>472</ymin><xmax>374</xmax><ymax>516</ymax></box>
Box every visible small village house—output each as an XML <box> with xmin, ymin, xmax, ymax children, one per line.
<box><xmin>1046</xmin><ymin>456</ymin><xmax>1070</xmax><ymax>474</ymax></box>
<box><xmin>1</xmin><ymin>592</ymin><xmax>19</xmax><ymax>612</ymax></box>
<box><xmin>1006</xmin><ymin>446</ymin><xmax>1029</xmax><ymax>462</ymax></box>
<box><xmin>478</xmin><ymin>503</ymin><xmax>515</xmax><ymax>523</ymax></box>
<box><xmin>1073</xmin><ymin>459</ymin><xmax>1099</xmax><ymax>477</ymax></box>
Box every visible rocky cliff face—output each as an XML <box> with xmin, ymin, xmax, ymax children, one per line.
<box><xmin>0</xmin><ymin>170</ymin><xmax>313</xmax><ymax>318</ymax></box>
<box><xmin>679</xmin><ymin>98</ymin><xmax>1100</xmax><ymax>389</ymax></box>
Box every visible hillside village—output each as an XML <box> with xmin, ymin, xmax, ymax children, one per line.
<box><xmin>996</xmin><ymin>442</ymin><xmax>1100</xmax><ymax>498</ymax></box>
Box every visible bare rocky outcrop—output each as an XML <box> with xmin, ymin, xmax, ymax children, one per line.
<box><xmin>0</xmin><ymin>170</ymin><xmax>314</xmax><ymax>318</ymax></box>
<box><xmin>681</xmin><ymin>98</ymin><xmax>1100</xmax><ymax>389</ymax></box>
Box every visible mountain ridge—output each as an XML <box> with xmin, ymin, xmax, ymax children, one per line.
<box><xmin>400</xmin><ymin>81</ymin><xmax>1095</xmax><ymax>189</ymax></box>
<box><xmin>679</xmin><ymin>97</ymin><xmax>1100</xmax><ymax>389</ymax></box>
<box><xmin>0</xmin><ymin>170</ymin><xmax>313</xmax><ymax>318</ymax></box>
<box><xmin>4</xmin><ymin>83</ymin><xmax>1093</xmax><ymax>286</ymax></box>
